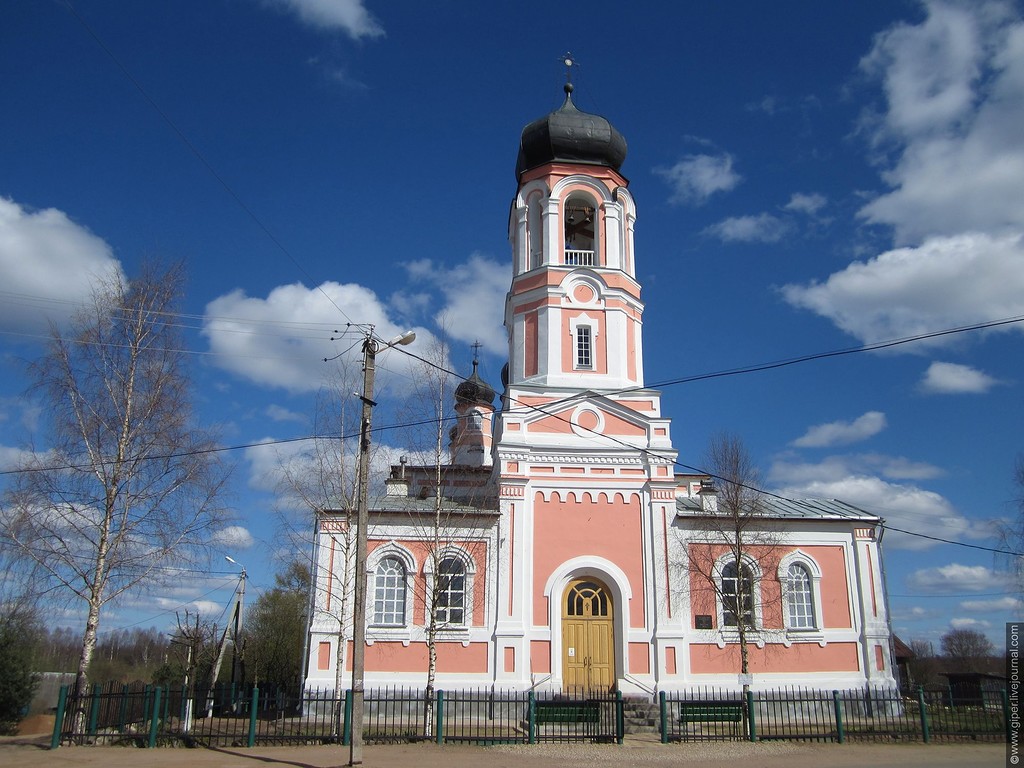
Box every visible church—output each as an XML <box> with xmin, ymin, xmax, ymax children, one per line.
<box><xmin>304</xmin><ymin>78</ymin><xmax>896</xmax><ymax>695</ymax></box>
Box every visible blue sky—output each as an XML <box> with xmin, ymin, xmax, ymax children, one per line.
<box><xmin>2</xmin><ymin>0</ymin><xmax>1023</xmax><ymax>653</ymax></box>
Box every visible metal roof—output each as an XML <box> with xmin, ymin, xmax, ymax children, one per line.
<box><xmin>676</xmin><ymin>495</ymin><xmax>880</xmax><ymax>522</ymax></box>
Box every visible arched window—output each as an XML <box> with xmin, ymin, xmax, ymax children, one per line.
<box><xmin>786</xmin><ymin>563</ymin><xmax>815</xmax><ymax>629</ymax></box>
<box><xmin>373</xmin><ymin>556</ymin><xmax>407</xmax><ymax>626</ymax></box>
<box><xmin>721</xmin><ymin>560</ymin><xmax>755</xmax><ymax>628</ymax></box>
<box><xmin>434</xmin><ymin>556</ymin><xmax>466</xmax><ymax>626</ymax></box>
<box><xmin>564</xmin><ymin>194</ymin><xmax>597</xmax><ymax>266</ymax></box>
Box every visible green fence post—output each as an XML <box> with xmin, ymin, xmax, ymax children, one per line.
<box><xmin>917</xmin><ymin>687</ymin><xmax>930</xmax><ymax>743</ymax></box>
<box><xmin>436</xmin><ymin>690</ymin><xmax>444</xmax><ymax>745</ymax></box>
<box><xmin>148</xmin><ymin>686</ymin><xmax>162</xmax><ymax>748</ymax></box>
<box><xmin>659</xmin><ymin>691</ymin><xmax>668</xmax><ymax>744</ymax></box>
<box><xmin>117</xmin><ymin>683</ymin><xmax>129</xmax><ymax>733</ymax></box>
<box><xmin>1004</xmin><ymin>689</ymin><xmax>1011</xmax><ymax>744</ymax></box>
<box><xmin>832</xmin><ymin>690</ymin><xmax>844</xmax><ymax>744</ymax></box>
<box><xmin>616</xmin><ymin>690</ymin><xmax>624</xmax><ymax>744</ymax></box>
<box><xmin>528</xmin><ymin>691</ymin><xmax>536</xmax><ymax>745</ymax></box>
<box><xmin>247</xmin><ymin>687</ymin><xmax>259</xmax><ymax>747</ymax></box>
<box><xmin>342</xmin><ymin>689</ymin><xmax>353</xmax><ymax>745</ymax></box>
<box><xmin>87</xmin><ymin>683</ymin><xmax>101</xmax><ymax>738</ymax></box>
<box><xmin>50</xmin><ymin>685</ymin><xmax>68</xmax><ymax>750</ymax></box>
<box><xmin>142</xmin><ymin>684</ymin><xmax>153</xmax><ymax>729</ymax></box>
<box><xmin>747</xmin><ymin>689</ymin><xmax>757</xmax><ymax>742</ymax></box>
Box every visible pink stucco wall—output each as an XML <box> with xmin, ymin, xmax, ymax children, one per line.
<box><xmin>689</xmin><ymin>642</ymin><xmax>861</xmax><ymax>674</ymax></box>
<box><xmin>364</xmin><ymin>641</ymin><xmax>489</xmax><ymax>673</ymax></box>
<box><xmin>533</xmin><ymin>490</ymin><xmax>645</xmax><ymax>628</ymax></box>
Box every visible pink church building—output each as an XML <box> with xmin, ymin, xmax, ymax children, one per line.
<box><xmin>304</xmin><ymin>81</ymin><xmax>896</xmax><ymax>695</ymax></box>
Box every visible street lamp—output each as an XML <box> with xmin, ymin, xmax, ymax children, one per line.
<box><xmin>349</xmin><ymin>329</ymin><xmax>415</xmax><ymax>766</ymax></box>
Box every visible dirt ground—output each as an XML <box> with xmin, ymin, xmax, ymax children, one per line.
<box><xmin>0</xmin><ymin>725</ymin><xmax>1007</xmax><ymax>768</ymax></box>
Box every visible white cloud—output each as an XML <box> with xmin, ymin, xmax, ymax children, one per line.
<box><xmin>264</xmin><ymin>0</ymin><xmax>384</xmax><ymax>38</ymax></box>
<box><xmin>266</xmin><ymin>404</ymin><xmax>308</xmax><ymax>423</ymax></box>
<box><xmin>770</xmin><ymin>452</ymin><xmax>942</xmax><ymax>483</ymax></box>
<box><xmin>960</xmin><ymin>596</ymin><xmax>1022</xmax><ymax>611</ymax></box>
<box><xmin>908</xmin><ymin>563</ymin><xmax>1011</xmax><ymax>592</ymax></box>
<box><xmin>210</xmin><ymin>525</ymin><xmax>256</xmax><ymax>549</ymax></box>
<box><xmin>784</xmin><ymin>193</ymin><xmax>827</xmax><ymax>215</ymax></box>
<box><xmin>858</xmin><ymin>1</ymin><xmax>1024</xmax><ymax>243</ymax></box>
<box><xmin>202</xmin><ymin>281</ymin><xmax>434</xmax><ymax>394</ymax></box>
<box><xmin>0</xmin><ymin>197</ymin><xmax>124</xmax><ymax>335</ymax></box>
<box><xmin>772</xmin><ymin>465</ymin><xmax>971</xmax><ymax>550</ymax></box>
<box><xmin>398</xmin><ymin>254</ymin><xmax>508</xmax><ymax>356</ymax></box>
<box><xmin>781</xmin><ymin>232</ymin><xmax>1024</xmax><ymax>346</ymax></box>
<box><xmin>791</xmin><ymin>411</ymin><xmax>887</xmax><ymax>448</ymax></box>
<box><xmin>919</xmin><ymin>361</ymin><xmax>1002</xmax><ymax>394</ymax></box>
<box><xmin>654</xmin><ymin>153</ymin><xmax>742</xmax><ymax>205</ymax></box>
<box><xmin>703</xmin><ymin>213</ymin><xmax>789</xmax><ymax>243</ymax></box>
<box><xmin>950</xmin><ymin>617</ymin><xmax>993</xmax><ymax>630</ymax></box>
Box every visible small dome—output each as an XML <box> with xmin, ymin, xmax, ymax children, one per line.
<box><xmin>516</xmin><ymin>83</ymin><xmax>627</xmax><ymax>179</ymax></box>
<box><xmin>455</xmin><ymin>360</ymin><xmax>496</xmax><ymax>407</ymax></box>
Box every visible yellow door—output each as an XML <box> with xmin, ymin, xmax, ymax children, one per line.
<box><xmin>561</xmin><ymin>579</ymin><xmax>614</xmax><ymax>691</ymax></box>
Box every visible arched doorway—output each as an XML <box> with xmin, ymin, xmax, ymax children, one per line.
<box><xmin>561</xmin><ymin>578</ymin><xmax>615</xmax><ymax>691</ymax></box>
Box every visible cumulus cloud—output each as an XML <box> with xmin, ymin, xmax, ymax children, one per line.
<box><xmin>398</xmin><ymin>254</ymin><xmax>508</xmax><ymax>356</ymax></box>
<box><xmin>264</xmin><ymin>0</ymin><xmax>384</xmax><ymax>38</ymax></box>
<box><xmin>210</xmin><ymin>525</ymin><xmax>256</xmax><ymax>549</ymax></box>
<box><xmin>703</xmin><ymin>213</ymin><xmax>790</xmax><ymax>243</ymax></box>
<box><xmin>781</xmin><ymin>232</ymin><xmax>1024</xmax><ymax>346</ymax></box>
<box><xmin>784</xmin><ymin>193</ymin><xmax>827</xmax><ymax>215</ymax></box>
<box><xmin>654</xmin><ymin>153</ymin><xmax>741</xmax><ymax>205</ymax></box>
<box><xmin>950</xmin><ymin>617</ymin><xmax>992</xmax><ymax>630</ymax></box>
<box><xmin>919</xmin><ymin>361</ymin><xmax>1002</xmax><ymax>394</ymax></box>
<box><xmin>960</xmin><ymin>596</ymin><xmax>1022</xmax><ymax>611</ymax></box>
<box><xmin>791</xmin><ymin>411</ymin><xmax>887</xmax><ymax>447</ymax></box>
<box><xmin>770</xmin><ymin>452</ymin><xmax>942</xmax><ymax>483</ymax></box>
<box><xmin>771</xmin><ymin>461</ymin><xmax>972</xmax><ymax>550</ymax></box>
<box><xmin>202</xmin><ymin>281</ymin><xmax>433</xmax><ymax>394</ymax></box>
<box><xmin>857</xmin><ymin>1</ymin><xmax>1024</xmax><ymax>243</ymax></box>
<box><xmin>908</xmin><ymin>563</ymin><xmax>1012</xmax><ymax>592</ymax></box>
<box><xmin>0</xmin><ymin>197</ymin><xmax>124</xmax><ymax>335</ymax></box>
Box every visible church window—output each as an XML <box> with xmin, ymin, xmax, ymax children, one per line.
<box><xmin>434</xmin><ymin>556</ymin><xmax>466</xmax><ymax>626</ymax></box>
<box><xmin>721</xmin><ymin>560</ymin><xmax>755</xmax><ymax>628</ymax></box>
<box><xmin>576</xmin><ymin>326</ymin><xmax>593</xmax><ymax>369</ymax></box>
<box><xmin>786</xmin><ymin>563</ymin><xmax>815</xmax><ymax>629</ymax></box>
<box><xmin>564</xmin><ymin>194</ymin><xmax>596</xmax><ymax>266</ymax></box>
<box><xmin>373</xmin><ymin>556</ymin><xmax>407</xmax><ymax>626</ymax></box>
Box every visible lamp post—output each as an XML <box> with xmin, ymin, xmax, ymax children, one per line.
<box><xmin>349</xmin><ymin>329</ymin><xmax>415</xmax><ymax>766</ymax></box>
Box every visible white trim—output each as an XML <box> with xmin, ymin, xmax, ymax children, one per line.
<box><xmin>777</xmin><ymin>550</ymin><xmax>825</xmax><ymax>638</ymax></box>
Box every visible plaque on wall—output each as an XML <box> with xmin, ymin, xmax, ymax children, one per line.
<box><xmin>695</xmin><ymin>615</ymin><xmax>713</xmax><ymax>629</ymax></box>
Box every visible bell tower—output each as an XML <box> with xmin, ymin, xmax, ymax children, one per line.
<box><xmin>505</xmin><ymin>79</ymin><xmax>644</xmax><ymax>392</ymax></box>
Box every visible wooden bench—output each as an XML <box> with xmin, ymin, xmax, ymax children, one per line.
<box><xmin>678</xmin><ymin>700</ymin><xmax>743</xmax><ymax>724</ymax></box>
<box><xmin>534</xmin><ymin>700</ymin><xmax>601</xmax><ymax>724</ymax></box>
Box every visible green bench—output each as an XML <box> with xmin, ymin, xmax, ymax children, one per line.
<box><xmin>678</xmin><ymin>700</ymin><xmax>743</xmax><ymax>724</ymax></box>
<box><xmin>534</xmin><ymin>700</ymin><xmax>601</xmax><ymax>724</ymax></box>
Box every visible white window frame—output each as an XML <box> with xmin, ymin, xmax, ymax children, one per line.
<box><xmin>366</xmin><ymin>545</ymin><xmax>416</xmax><ymax>637</ymax></box>
<box><xmin>372</xmin><ymin>555</ymin><xmax>408</xmax><ymax>627</ymax></box>
<box><xmin>568</xmin><ymin>314</ymin><xmax>597</xmax><ymax>372</ymax></box>
<box><xmin>777</xmin><ymin>551</ymin><xmax>824</xmax><ymax>637</ymax></box>
<box><xmin>713</xmin><ymin>553</ymin><xmax>762</xmax><ymax>631</ymax></box>
<box><xmin>423</xmin><ymin>547</ymin><xmax>476</xmax><ymax>631</ymax></box>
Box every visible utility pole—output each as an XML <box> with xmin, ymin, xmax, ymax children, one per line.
<box><xmin>349</xmin><ymin>329</ymin><xmax>415</xmax><ymax>766</ymax></box>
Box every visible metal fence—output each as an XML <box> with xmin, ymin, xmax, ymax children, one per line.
<box><xmin>50</xmin><ymin>682</ymin><xmax>1008</xmax><ymax>749</ymax></box>
<box><xmin>50</xmin><ymin>683</ymin><xmax>623</xmax><ymax>748</ymax></box>
<box><xmin>661</xmin><ymin>684</ymin><xmax>1010</xmax><ymax>744</ymax></box>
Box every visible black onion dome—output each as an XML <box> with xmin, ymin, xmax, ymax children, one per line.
<box><xmin>516</xmin><ymin>83</ymin><xmax>627</xmax><ymax>178</ymax></box>
<box><xmin>455</xmin><ymin>360</ymin><xmax>496</xmax><ymax>406</ymax></box>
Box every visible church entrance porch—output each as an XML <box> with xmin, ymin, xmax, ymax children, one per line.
<box><xmin>561</xmin><ymin>578</ymin><xmax>615</xmax><ymax>691</ymax></box>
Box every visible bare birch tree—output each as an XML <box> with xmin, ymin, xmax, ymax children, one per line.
<box><xmin>271</xmin><ymin>374</ymin><xmax>362</xmax><ymax>732</ymax></box>
<box><xmin>396</xmin><ymin>338</ymin><xmax>494</xmax><ymax>735</ymax></box>
<box><xmin>678</xmin><ymin>433</ymin><xmax>785</xmax><ymax>694</ymax></box>
<box><xmin>1</xmin><ymin>262</ymin><xmax>229</xmax><ymax>698</ymax></box>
